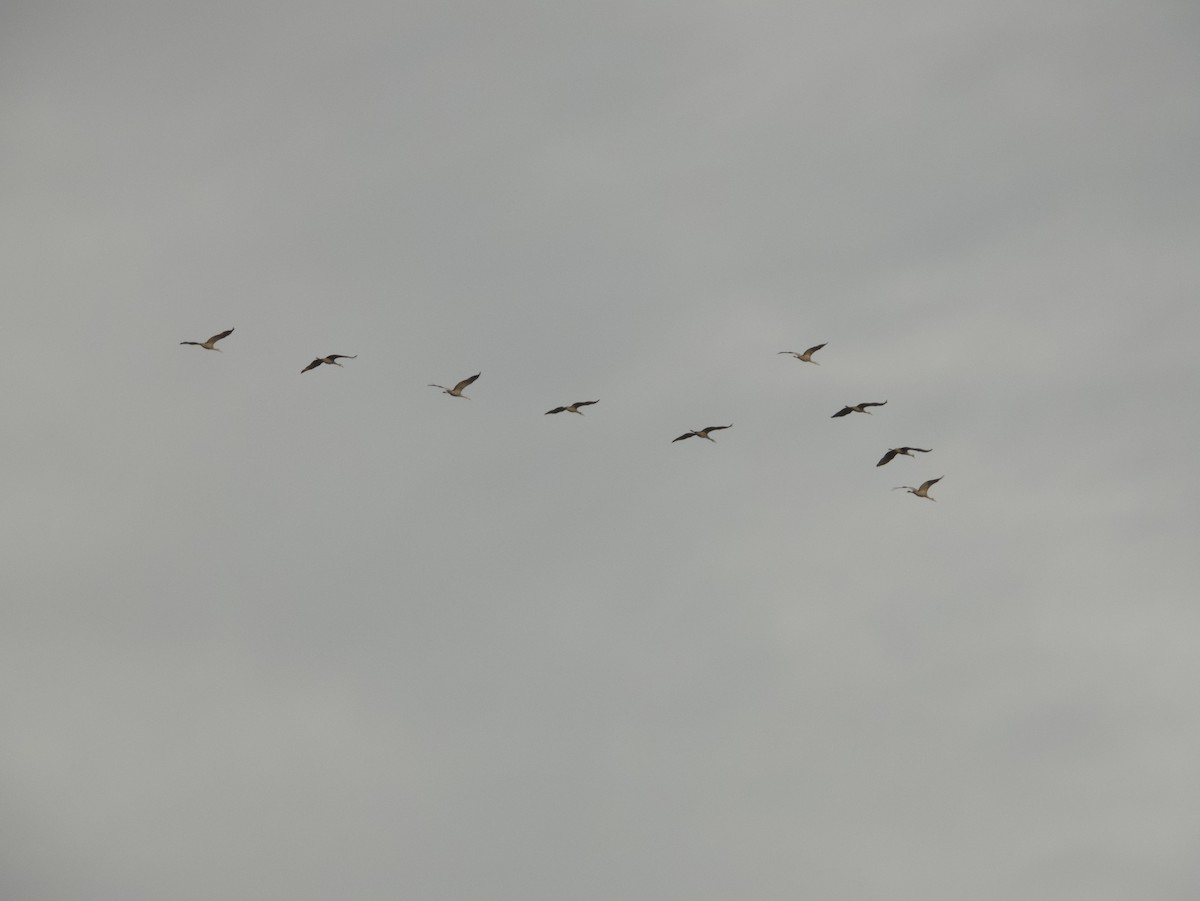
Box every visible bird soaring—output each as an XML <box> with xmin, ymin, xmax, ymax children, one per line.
<box><xmin>831</xmin><ymin>401</ymin><xmax>887</xmax><ymax>418</ymax></box>
<box><xmin>777</xmin><ymin>343</ymin><xmax>826</xmax><ymax>364</ymax></box>
<box><xmin>894</xmin><ymin>476</ymin><xmax>943</xmax><ymax>500</ymax></box>
<box><xmin>545</xmin><ymin>400</ymin><xmax>599</xmax><ymax>415</ymax></box>
<box><xmin>876</xmin><ymin>447</ymin><xmax>932</xmax><ymax>467</ymax></box>
<box><xmin>672</xmin><ymin>424</ymin><xmax>733</xmax><ymax>443</ymax></box>
<box><xmin>429</xmin><ymin>372</ymin><xmax>480</xmax><ymax>398</ymax></box>
<box><xmin>180</xmin><ymin>328</ymin><xmax>234</xmax><ymax>351</ymax></box>
<box><xmin>301</xmin><ymin>354</ymin><xmax>357</xmax><ymax>373</ymax></box>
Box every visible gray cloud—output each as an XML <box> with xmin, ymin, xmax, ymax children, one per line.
<box><xmin>2</xmin><ymin>1</ymin><xmax>1199</xmax><ymax>899</ymax></box>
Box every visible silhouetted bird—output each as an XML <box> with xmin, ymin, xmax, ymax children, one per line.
<box><xmin>180</xmin><ymin>328</ymin><xmax>233</xmax><ymax>351</ymax></box>
<box><xmin>894</xmin><ymin>476</ymin><xmax>942</xmax><ymax>501</ymax></box>
<box><xmin>831</xmin><ymin>401</ymin><xmax>887</xmax><ymax>418</ymax></box>
<box><xmin>876</xmin><ymin>447</ymin><xmax>932</xmax><ymax>467</ymax></box>
<box><xmin>301</xmin><ymin>354</ymin><xmax>357</xmax><ymax>373</ymax></box>
<box><xmin>777</xmin><ymin>343</ymin><xmax>826</xmax><ymax>364</ymax></box>
<box><xmin>429</xmin><ymin>372</ymin><xmax>480</xmax><ymax>398</ymax></box>
<box><xmin>545</xmin><ymin>400</ymin><xmax>599</xmax><ymax>415</ymax></box>
<box><xmin>672</xmin><ymin>424</ymin><xmax>733</xmax><ymax>443</ymax></box>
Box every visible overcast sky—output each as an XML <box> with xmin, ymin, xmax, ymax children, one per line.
<box><xmin>3</xmin><ymin>1</ymin><xmax>1199</xmax><ymax>899</ymax></box>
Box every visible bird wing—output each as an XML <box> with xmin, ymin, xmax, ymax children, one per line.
<box><xmin>327</xmin><ymin>354</ymin><xmax>357</xmax><ymax>361</ymax></box>
<box><xmin>920</xmin><ymin>477</ymin><xmax>943</xmax><ymax>491</ymax></box>
<box><xmin>672</xmin><ymin>432</ymin><xmax>696</xmax><ymax>442</ymax></box>
<box><xmin>862</xmin><ymin>401</ymin><xmax>887</xmax><ymax>408</ymax></box>
<box><xmin>831</xmin><ymin>407</ymin><xmax>852</xmax><ymax>418</ymax></box>
<box><xmin>301</xmin><ymin>359</ymin><xmax>323</xmax><ymax>373</ymax></box>
<box><xmin>804</xmin><ymin>343</ymin><xmax>826</xmax><ymax>355</ymax></box>
<box><xmin>877</xmin><ymin>449</ymin><xmax>898</xmax><ymax>466</ymax></box>
<box><xmin>545</xmin><ymin>407</ymin><xmax>566</xmax><ymax>415</ymax></box>
<box><xmin>906</xmin><ymin>447</ymin><xmax>932</xmax><ymax>454</ymax></box>
<box><xmin>573</xmin><ymin>400</ymin><xmax>599</xmax><ymax>408</ymax></box>
<box><xmin>207</xmin><ymin>329</ymin><xmax>234</xmax><ymax>344</ymax></box>
<box><xmin>453</xmin><ymin>372</ymin><xmax>481</xmax><ymax>392</ymax></box>
<box><xmin>703</xmin><ymin>424</ymin><xmax>732</xmax><ymax>433</ymax></box>
<box><xmin>777</xmin><ymin>351</ymin><xmax>796</xmax><ymax>356</ymax></box>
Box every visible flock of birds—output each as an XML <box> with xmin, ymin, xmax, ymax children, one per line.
<box><xmin>776</xmin><ymin>343</ymin><xmax>943</xmax><ymax>500</ymax></box>
<box><xmin>181</xmin><ymin>329</ymin><xmax>944</xmax><ymax>501</ymax></box>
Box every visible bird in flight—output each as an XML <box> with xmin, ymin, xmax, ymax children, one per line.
<box><xmin>429</xmin><ymin>372</ymin><xmax>480</xmax><ymax>398</ymax></box>
<box><xmin>778</xmin><ymin>343</ymin><xmax>826</xmax><ymax>364</ymax></box>
<box><xmin>672</xmin><ymin>424</ymin><xmax>733</xmax><ymax>443</ymax></box>
<box><xmin>545</xmin><ymin>400</ymin><xmax>599</xmax><ymax>415</ymax></box>
<box><xmin>301</xmin><ymin>354</ymin><xmax>357</xmax><ymax>373</ymax></box>
<box><xmin>894</xmin><ymin>476</ymin><xmax>942</xmax><ymax>500</ymax></box>
<box><xmin>876</xmin><ymin>447</ymin><xmax>932</xmax><ymax>467</ymax></box>
<box><xmin>831</xmin><ymin>401</ymin><xmax>887</xmax><ymax>418</ymax></box>
<box><xmin>180</xmin><ymin>328</ymin><xmax>234</xmax><ymax>351</ymax></box>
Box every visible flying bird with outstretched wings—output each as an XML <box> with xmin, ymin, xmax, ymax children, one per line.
<box><xmin>545</xmin><ymin>400</ymin><xmax>599</xmax><ymax>415</ymax></box>
<box><xmin>672</xmin><ymin>424</ymin><xmax>733</xmax><ymax>443</ymax></box>
<box><xmin>894</xmin><ymin>476</ymin><xmax>943</xmax><ymax>500</ymax></box>
<box><xmin>831</xmin><ymin>401</ymin><xmax>887</xmax><ymax>418</ymax></box>
<box><xmin>777</xmin><ymin>343</ymin><xmax>826</xmax><ymax>364</ymax></box>
<box><xmin>301</xmin><ymin>354</ymin><xmax>357</xmax><ymax>373</ymax></box>
<box><xmin>180</xmin><ymin>328</ymin><xmax>234</xmax><ymax>351</ymax></box>
<box><xmin>876</xmin><ymin>447</ymin><xmax>932</xmax><ymax>467</ymax></box>
<box><xmin>429</xmin><ymin>372</ymin><xmax>480</xmax><ymax>398</ymax></box>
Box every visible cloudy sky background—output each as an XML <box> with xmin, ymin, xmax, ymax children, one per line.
<box><xmin>3</xmin><ymin>1</ymin><xmax>1199</xmax><ymax>898</ymax></box>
